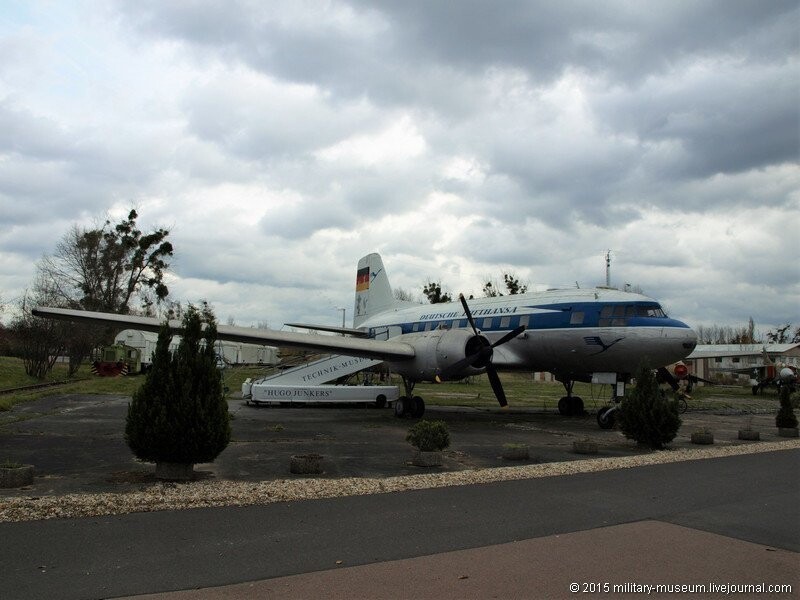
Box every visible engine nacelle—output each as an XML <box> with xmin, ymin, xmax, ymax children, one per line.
<box><xmin>386</xmin><ymin>328</ymin><xmax>489</xmax><ymax>382</ymax></box>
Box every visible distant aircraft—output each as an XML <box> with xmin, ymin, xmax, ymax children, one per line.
<box><xmin>719</xmin><ymin>349</ymin><xmax>798</xmax><ymax>395</ymax></box>
<box><xmin>33</xmin><ymin>253</ymin><xmax>697</xmax><ymax>428</ymax></box>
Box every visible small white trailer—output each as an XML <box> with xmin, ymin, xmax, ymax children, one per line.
<box><xmin>241</xmin><ymin>381</ymin><xmax>399</xmax><ymax>408</ymax></box>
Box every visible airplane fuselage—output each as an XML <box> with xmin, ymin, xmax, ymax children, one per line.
<box><xmin>359</xmin><ymin>287</ymin><xmax>697</xmax><ymax>382</ymax></box>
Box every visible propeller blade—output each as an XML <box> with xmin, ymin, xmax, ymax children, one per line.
<box><xmin>491</xmin><ymin>325</ymin><xmax>526</xmax><ymax>348</ymax></box>
<box><xmin>459</xmin><ymin>293</ymin><xmax>479</xmax><ymax>335</ymax></box>
<box><xmin>486</xmin><ymin>365</ymin><xmax>508</xmax><ymax>407</ymax></box>
<box><xmin>440</xmin><ymin>294</ymin><xmax>514</xmax><ymax>408</ymax></box>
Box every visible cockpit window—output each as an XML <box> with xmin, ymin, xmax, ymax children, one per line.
<box><xmin>599</xmin><ymin>303</ymin><xmax>666</xmax><ymax>326</ymax></box>
<box><xmin>635</xmin><ymin>304</ymin><xmax>666</xmax><ymax>317</ymax></box>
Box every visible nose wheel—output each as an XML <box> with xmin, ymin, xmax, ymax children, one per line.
<box><xmin>597</xmin><ymin>405</ymin><xmax>617</xmax><ymax>429</ymax></box>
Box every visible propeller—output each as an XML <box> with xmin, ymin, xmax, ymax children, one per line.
<box><xmin>436</xmin><ymin>294</ymin><xmax>526</xmax><ymax>407</ymax></box>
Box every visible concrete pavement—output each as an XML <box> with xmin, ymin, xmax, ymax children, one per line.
<box><xmin>1</xmin><ymin>394</ymin><xmax>798</xmax><ymax>598</ymax></box>
<box><xmin>1</xmin><ymin>448</ymin><xmax>798</xmax><ymax>599</ymax></box>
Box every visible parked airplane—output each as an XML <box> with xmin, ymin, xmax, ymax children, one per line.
<box><xmin>33</xmin><ymin>253</ymin><xmax>697</xmax><ymax>428</ymax></box>
<box><xmin>720</xmin><ymin>348</ymin><xmax>798</xmax><ymax>395</ymax></box>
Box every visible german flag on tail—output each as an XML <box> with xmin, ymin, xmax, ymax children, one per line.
<box><xmin>356</xmin><ymin>266</ymin><xmax>370</xmax><ymax>292</ymax></box>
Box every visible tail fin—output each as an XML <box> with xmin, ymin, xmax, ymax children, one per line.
<box><xmin>762</xmin><ymin>347</ymin><xmax>774</xmax><ymax>366</ymax></box>
<box><xmin>353</xmin><ymin>253</ymin><xmax>396</xmax><ymax>328</ymax></box>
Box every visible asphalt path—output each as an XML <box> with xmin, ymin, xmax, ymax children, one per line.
<box><xmin>1</xmin><ymin>449</ymin><xmax>798</xmax><ymax>599</ymax></box>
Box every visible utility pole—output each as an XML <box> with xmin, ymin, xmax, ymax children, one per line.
<box><xmin>337</xmin><ymin>307</ymin><xmax>346</xmax><ymax>335</ymax></box>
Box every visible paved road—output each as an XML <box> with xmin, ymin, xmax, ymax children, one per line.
<box><xmin>2</xmin><ymin>449</ymin><xmax>798</xmax><ymax>599</ymax></box>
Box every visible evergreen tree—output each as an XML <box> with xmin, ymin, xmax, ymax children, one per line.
<box><xmin>126</xmin><ymin>304</ymin><xmax>230</xmax><ymax>466</ymax></box>
<box><xmin>617</xmin><ymin>362</ymin><xmax>681</xmax><ymax>449</ymax></box>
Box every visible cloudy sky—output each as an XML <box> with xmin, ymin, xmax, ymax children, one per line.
<box><xmin>1</xmin><ymin>0</ymin><xmax>798</xmax><ymax>335</ymax></box>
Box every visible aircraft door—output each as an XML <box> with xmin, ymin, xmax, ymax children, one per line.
<box><xmin>372</xmin><ymin>326</ymin><xmax>403</xmax><ymax>341</ymax></box>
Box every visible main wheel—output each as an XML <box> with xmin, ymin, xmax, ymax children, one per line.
<box><xmin>569</xmin><ymin>396</ymin><xmax>585</xmax><ymax>416</ymax></box>
<box><xmin>411</xmin><ymin>396</ymin><xmax>426</xmax><ymax>418</ymax></box>
<box><xmin>677</xmin><ymin>397</ymin><xmax>688</xmax><ymax>414</ymax></box>
<box><xmin>394</xmin><ymin>396</ymin><xmax>409</xmax><ymax>417</ymax></box>
<box><xmin>558</xmin><ymin>397</ymin><xmax>571</xmax><ymax>416</ymax></box>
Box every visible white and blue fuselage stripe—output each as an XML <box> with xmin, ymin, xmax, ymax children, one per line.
<box><xmin>367</xmin><ymin>300</ymin><xmax>691</xmax><ymax>337</ymax></box>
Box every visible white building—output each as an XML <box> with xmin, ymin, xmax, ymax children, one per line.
<box><xmin>114</xmin><ymin>329</ymin><xmax>278</xmax><ymax>367</ymax></box>
<box><xmin>685</xmin><ymin>343</ymin><xmax>800</xmax><ymax>382</ymax></box>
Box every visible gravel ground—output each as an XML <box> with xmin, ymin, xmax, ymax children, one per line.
<box><xmin>2</xmin><ymin>439</ymin><xmax>797</xmax><ymax>523</ymax></box>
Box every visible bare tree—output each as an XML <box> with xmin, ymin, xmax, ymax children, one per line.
<box><xmin>393</xmin><ymin>287</ymin><xmax>417</xmax><ymax>302</ymax></box>
<box><xmin>422</xmin><ymin>281</ymin><xmax>452</xmax><ymax>304</ymax></box>
<box><xmin>766</xmin><ymin>323</ymin><xmax>794</xmax><ymax>344</ymax></box>
<box><xmin>483</xmin><ymin>272</ymin><xmax>528</xmax><ymax>297</ymax></box>
<box><xmin>695</xmin><ymin>318</ymin><xmax>763</xmax><ymax>345</ymax></box>
<box><xmin>502</xmin><ymin>273</ymin><xmax>527</xmax><ymax>295</ymax></box>
<box><xmin>31</xmin><ymin>209</ymin><xmax>175</xmax><ymax>373</ymax></box>
<box><xmin>39</xmin><ymin>209</ymin><xmax>173</xmax><ymax>315</ymax></box>
<box><xmin>9</xmin><ymin>278</ymin><xmax>68</xmax><ymax>378</ymax></box>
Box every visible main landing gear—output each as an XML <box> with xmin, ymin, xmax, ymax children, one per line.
<box><xmin>557</xmin><ymin>380</ymin><xmax>585</xmax><ymax>416</ymax></box>
<box><xmin>558</xmin><ymin>377</ymin><xmax>621</xmax><ymax>429</ymax></box>
<box><xmin>394</xmin><ymin>377</ymin><xmax>426</xmax><ymax>419</ymax></box>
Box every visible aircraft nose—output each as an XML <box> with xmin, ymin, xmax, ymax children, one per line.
<box><xmin>658</xmin><ymin>318</ymin><xmax>697</xmax><ymax>363</ymax></box>
<box><xmin>684</xmin><ymin>323</ymin><xmax>698</xmax><ymax>350</ymax></box>
<box><xmin>675</xmin><ymin>320</ymin><xmax>698</xmax><ymax>353</ymax></box>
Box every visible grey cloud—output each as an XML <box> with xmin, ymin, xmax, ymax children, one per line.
<box><xmin>367</xmin><ymin>1</ymin><xmax>798</xmax><ymax>82</ymax></box>
<box><xmin>594</xmin><ymin>65</ymin><xmax>799</xmax><ymax>181</ymax></box>
<box><xmin>0</xmin><ymin>100</ymin><xmax>77</xmax><ymax>160</ymax></box>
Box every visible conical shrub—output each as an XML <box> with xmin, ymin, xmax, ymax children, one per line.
<box><xmin>126</xmin><ymin>304</ymin><xmax>231</xmax><ymax>465</ymax></box>
<box><xmin>618</xmin><ymin>361</ymin><xmax>681</xmax><ymax>449</ymax></box>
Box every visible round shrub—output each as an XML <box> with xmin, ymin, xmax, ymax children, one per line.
<box><xmin>406</xmin><ymin>419</ymin><xmax>450</xmax><ymax>452</ymax></box>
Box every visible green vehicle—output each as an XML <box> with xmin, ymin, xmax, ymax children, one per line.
<box><xmin>91</xmin><ymin>343</ymin><xmax>142</xmax><ymax>376</ymax></box>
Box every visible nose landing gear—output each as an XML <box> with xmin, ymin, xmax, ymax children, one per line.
<box><xmin>597</xmin><ymin>404</ymin><xmax>617</xmax><ymax>429</ymax></box>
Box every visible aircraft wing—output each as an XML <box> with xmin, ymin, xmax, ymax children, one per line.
<box><xmin>32</xmin><ymin>307</ymin><xmax>416</xmax><ymax>361</ymax></box>
<box><xmin>284</xmin><ymin>323</ymin><xmax>369</xmax><ymax>337</ymax></box>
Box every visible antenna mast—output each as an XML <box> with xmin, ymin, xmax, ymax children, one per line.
<box><xmin>605</xmin><ymin>250</ymin><xmax>611</xmax><ymax>287</ymax></box>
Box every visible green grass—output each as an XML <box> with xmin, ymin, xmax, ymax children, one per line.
<box><xmin>0</xmin><ymin>356</ymin><xmax>781</xmax><ymax>414</ymax></box>
<box><xmin>0</xmin><ymin>357</ymin><xmax>140</xmax><ymax>411</ymax></box>
<box><xmin>408</xmin><ymin>373</ymin><xmax>606</xmax><ymax>410</ymax></box>
<box><xmin>399</xmin><ymin>372</ymin><xmax>780</xmax><ymax>413</ymax></box>
<box><xmin>0</xmin><ymin>358</ymin><xmax>273</xmax><ymax>412</ymax></box>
